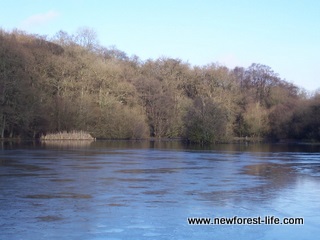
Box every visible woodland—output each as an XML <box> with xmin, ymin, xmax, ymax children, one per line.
<box><xmin>0</xmin><ymin>28</ymin><xmax>319</xmax><ymax>143</ymax></box>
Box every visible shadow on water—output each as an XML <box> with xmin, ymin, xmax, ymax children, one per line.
<box><xmin>183</xmin><ymin>142</ymin><xmax>320</xmax><ymax>153</ymax></box>
<box><xmin>1</xmin><ymin>139</ymin><xmax>320</xmax><ymax>153</ymax></box>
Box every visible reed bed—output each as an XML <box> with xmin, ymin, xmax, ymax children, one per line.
<box><xmin>40</xmin><ymin>131</ymin><xmax>95</xmax><ymax>141</ymax></box>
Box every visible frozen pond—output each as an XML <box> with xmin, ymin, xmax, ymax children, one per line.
<box><xmin>0</xmin><ymin>141</ymin><xmax>320</xmax><ymax>239</ymax></box>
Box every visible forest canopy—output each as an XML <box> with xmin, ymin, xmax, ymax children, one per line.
<box><xmin>0</xmin><ymin>28</ymin><xmax>319</xmax><ymax>142</ymax></box>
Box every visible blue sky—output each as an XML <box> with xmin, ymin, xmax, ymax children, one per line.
<box><xmin>1</xmin><ymin>0</ymin><xmax>319</xmax><ymax>91</ymax></box>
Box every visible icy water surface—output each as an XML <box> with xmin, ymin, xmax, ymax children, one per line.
<box><xmin>0</xmin><ymin>141</ymin><xmax>320</xmax><ymax>239</ymax></box>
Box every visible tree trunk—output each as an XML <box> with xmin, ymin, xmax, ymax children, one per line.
<box><xmin>1</xmin><ymin>115</ymin><xmax>5</xmax><ymax>139</ymax></box>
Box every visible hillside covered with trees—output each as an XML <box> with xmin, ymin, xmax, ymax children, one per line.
<box><xmin>1</xmin><ymin>28</ymin><xmax>319</xmax><ymax>143</ymax></box>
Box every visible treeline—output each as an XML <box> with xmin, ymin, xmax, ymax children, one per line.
<box><xmin>0</xmin><ymin>28</ymin><xmax>319</xmax><ymax>142</ymax></box>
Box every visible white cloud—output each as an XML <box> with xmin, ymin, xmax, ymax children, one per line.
<box><xmin>20</xmin><ymin>10</ymin><xmax>59</xmax><ymax>29</ymax></box>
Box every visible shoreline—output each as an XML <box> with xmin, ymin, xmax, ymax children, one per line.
<box><xmin>1</xmin><ymin>137</ymin><xmax>319</xmax><ymax>145</ymax></box>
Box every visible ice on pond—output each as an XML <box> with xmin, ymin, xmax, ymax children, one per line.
<box><xmin>0</xmin><ymin>142</ymin><xmax>319</xmax><ymax>239</ymax></box>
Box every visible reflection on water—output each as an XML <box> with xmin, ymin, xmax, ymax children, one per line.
<box><xmin>0</xmin><ymin>141</ymin><xmax>319</xmax><ymax>240</ymax></box>
<box><xmin>41</xmin><ymin>140</ymin><xmax>94</xmax><ymax>149</ymax></box>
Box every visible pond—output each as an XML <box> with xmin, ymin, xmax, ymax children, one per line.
<box><xmin>0</xmin><ymin>141</ymin><xmax>319</xmax><ymax>239</ymax></box>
